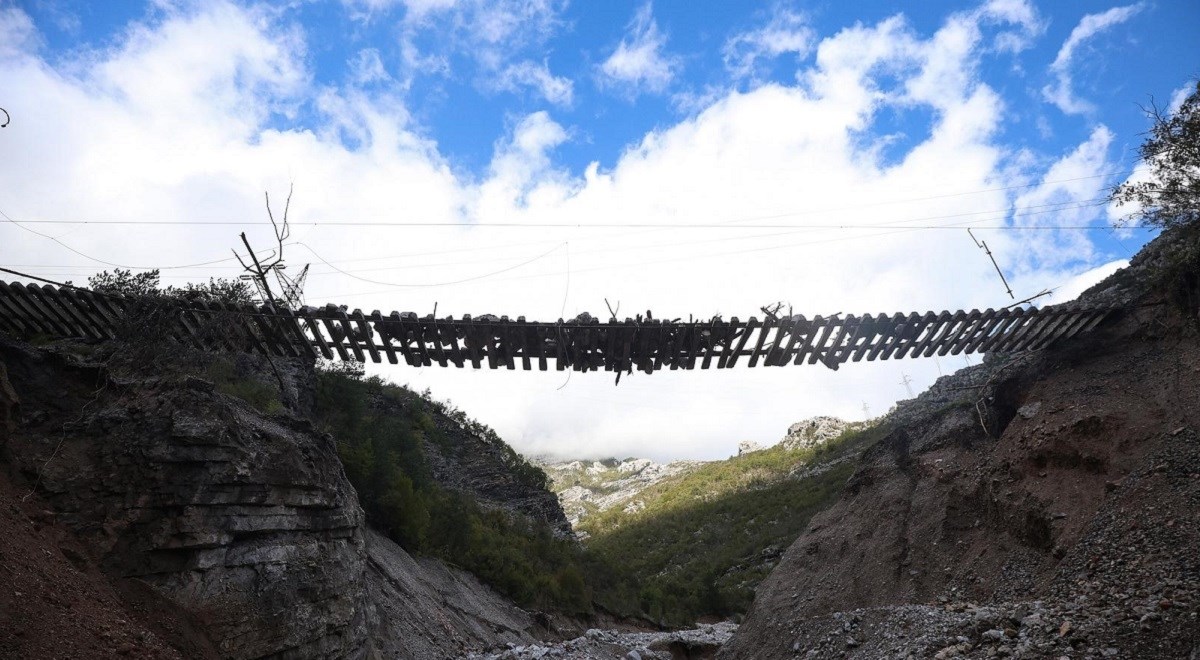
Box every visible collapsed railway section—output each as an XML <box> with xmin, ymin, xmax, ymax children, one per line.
<box><xmin>0</xmin><ymin>279</ymin><xmax>1113</xmax><ymax>375</ymax></box>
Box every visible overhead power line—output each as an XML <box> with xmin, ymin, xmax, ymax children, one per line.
<box><xmin>296</xmin><ymin>241</ymin><xmax>569</xmax><ymax>288</ymax></box>
<box><xmin>0</xmin><ymin>221</ymin><xmax>1139</xmax><ymax>229</ymax></box>
<box><xmin>0</xmin><ymin>192</ymin><xmax>1126</xmax><ymax>230</ymax></box>
<box><xmin>0</xmin><ymin>207</ymin><xmax>285</xmax><ymax>270</ymax></box>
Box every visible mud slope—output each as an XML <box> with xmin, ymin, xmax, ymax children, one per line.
<box><xmin>722</xmin><ymin>230</ymin><xmax>1200</xmax><ymax>659</ymax></box>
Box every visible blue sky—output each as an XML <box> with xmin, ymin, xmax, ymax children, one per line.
<box><xmin>1</xmin><ymin>0</ymin><xmax>1198</xmax><ymax>460</ymax></box>
<box><xmin>17</xmin><ymin>1</ymin><xmax>1196</xmax><ymax>183</ymax></box>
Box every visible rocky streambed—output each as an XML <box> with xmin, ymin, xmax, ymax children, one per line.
<box><xmin>464</xmin><ymin>622</ymin><xmax>737</xmax><ymax>659</ymax></box>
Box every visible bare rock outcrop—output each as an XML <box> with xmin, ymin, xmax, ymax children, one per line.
<box><xmin>0</xmin><ymin>338</ymin><xmax>550</xmax><ymax>659</ymax></box>
<box><xmin>540</xmin><ymin>457</ymin><xmax>701</xmax><ymax>527</ymax></box>
<box><xmin>780</xmin><ymin>416</ymin><xmax>861</xmax><ymax>451</ymax></box>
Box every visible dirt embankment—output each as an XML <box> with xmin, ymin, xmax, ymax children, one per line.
<box><xmin>0</xmin><ymin>471</ymin><xmax>219</xmax><ymax>659</ymax></box>
<box><xmin>722</xmin><ymin>229</ymin><xmax>1200</xmax><ymax>659</ymax></box>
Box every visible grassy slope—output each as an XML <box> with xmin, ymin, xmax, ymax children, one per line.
<box><xmin>581</xmin><ymin>425</ymin><xmax>888</xmax><ymax>626</ymax></box>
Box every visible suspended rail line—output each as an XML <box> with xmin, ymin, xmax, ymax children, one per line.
<box><xmin>0</xmin><ymin>280</ymin><xmax>1114</xmax><ymax>375</ymax></box>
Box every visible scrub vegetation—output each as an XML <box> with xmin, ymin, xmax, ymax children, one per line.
<box><xmin>313</xmin><ymin>364</ymin><xmax>591</xmax><ymax>613</ymax></box>
<box><xmin>580</xmin><ymin>425</ymin><xmax>888</xmax><ymax>626</ymax></box>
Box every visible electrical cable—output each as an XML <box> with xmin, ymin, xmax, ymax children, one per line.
<box><xmin>294</xmin><ymin>241</ymin><xmax>567</xmax><ymax>288</ymax></box>
<box><xmin>3</xmin><ymin>168</ymin><xmax>1143</xmax><ymax>228</ymax></box>
<box><xmin>1</xmin><ymin>198</ymin><xmax>1142</xmax><ymax>278</ymax></box>
<box><xmin>1</xmin><ymin>207</ymin><xmax>286</xmax><ymax>270</ymax></box>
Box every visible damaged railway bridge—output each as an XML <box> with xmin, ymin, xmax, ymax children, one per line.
<box><xmin>0</xmin><ymin>279</ymin><xmax>1114</xmax><ymax>378</ymax></box>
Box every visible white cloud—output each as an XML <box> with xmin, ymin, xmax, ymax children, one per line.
<box><xmin>400</xmin><ymin>0</ymin><xmax>461</xmax><ymax>20</ymax></box>
<box><xmin>1043</xmin><ymin>3</ymin><xmax>1144</xmax><ymax>115</ymax></box>
<box><xmin>1046</xmin><ymin>258</ymin><xmax>1127</xmax><ymax>304</ymax></box>
<box><xmin>391</xmin><ymin>0</ymin><xmax>569</xmax><ymax>100</ymax></box>
<box><xmin>1105</xmin><ymin>160</ymin><xmax>1151</xmax><ymax>229</ymax></box>
<box><xmin>976</xmin><ymin>0</ymin><xmax>1043</xmax><ymax>52</ymax></box>
<box><xmin>1008</xmin><ymin>125</ymin><xmax>1115</xmax><ymax>269</ymax></box>
<box><xmin>477</xmin><ymin>111</ymin><xmax>571</xmax><ymax>210</ymax></box>
<box><xmin>0</xmin><ymin>1</ymin><xmax>1132</xmax><ymax>462</ymax></box>
<box><xmin>399</xmin><ymin>35</ymin><xmax>450</xmax><ymax>81</ymax></box>
<box><xmin>1</xmin><ymin>5</ymin><xmax>41</xmax><ymax>59</ymax></box>
<box><xmin>723</xmin><ymin>8</ymin><xmax>814</xmax><ymax>80</ymax></box>
<box><xmin>598</xmin><ymin>3</ymin><xmax>677</xmax><ymax>96</ymax></box>
<box><xmin>349</xmin><ymin>48</ymin><xmax>390</xmax><ymax>85</ymax></box>
<box><xmin>340</xmin><ymin>0</ymin><xmax>459</xmax><ymax>21</ymax></box>
<box><xmin>497</xmin><ymin>60</ymin><xmax>574</xmax><ymax>106</ymax></box>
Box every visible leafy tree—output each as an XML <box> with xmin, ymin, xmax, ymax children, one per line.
<box><xmin>88</xmin><ymin>268</ymin><xmax>254</xmax><ymax>304</ymax></box>
<box><xmin>83</xmin><ymin>269</ymin><xmax>269</xmax><ymax>389</ymax></box>
<box><xmin>313</xmin><ymin>364</ymin><xmax>592</xmax><ymax>613</ymax></box>
<box><xmin>1111</xmin><ymin>82</ymin><xmax>1200</xmax><ymax>229</ymax></box>
<box><xmin>172</xmin><ymin>277</ymin><xmax>255</xmax><ymax>304</ymax></box>
<box><xmin>88</xmin><ymin>268</ymin><xmax>163</xmax><ymax>297</ymax></box>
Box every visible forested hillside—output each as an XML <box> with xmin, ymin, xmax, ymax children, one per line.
<box><xmin>575</xmin><ymin>425</ymin><xmax>888</xmax><ymax>625</ymax></box>
<box><xmin>314</xmin><ymin>364</ymin><xmax>592</xmax><ymax>613</ymax></box>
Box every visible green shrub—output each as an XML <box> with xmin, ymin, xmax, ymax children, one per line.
<box><xmin>204</xmin><ymin>358</ymin><xmax>283</xmax><ymax>414</ymax></box>
<box><xmin>314</xmin><ymin>364</ymin><xmax>589</xmax><ymax>613</ymax></box>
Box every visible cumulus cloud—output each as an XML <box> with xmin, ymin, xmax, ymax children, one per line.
<box><xmin>477</xmin><ymin>111</ymin><xmax>572</xmax><ymax>210</ymax></box>
<box><xmin>0</xmin><ymin>1</ymin><xmax>1130</xmax><ymax>461</ymax></box>
<box><xmin>1043</xmin><ymin>3</ymin><xmax>1144</xmax><ymax>115</ymax></box>
<box><xmin>598</xmin><ymin>3</ymin><xmax>678</xmax><ymax>96</ymax></box>
<box><xmin>723</xmin><ymin>7</ymin><xmax>814</xmax><ymax>80</ymax></box>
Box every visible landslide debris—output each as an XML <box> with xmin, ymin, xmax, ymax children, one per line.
<box><xmin>465</xmin><ymin>621</ymin><xmax>738</xmax><ymax>660</ymax></box>
<box><xmin>721</xmin><ymin>227</ymin><xmax>1200</xmax><ymax>659</ymax></box>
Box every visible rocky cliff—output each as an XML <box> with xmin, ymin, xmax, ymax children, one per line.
<box><xmin>0</xmin><ymin>338</ymin><xmax>545</xmax><ymax>659</ymax></box>
<box><xmin>539</xmin><ymin>457</ymin><xmax>701</xmax><ymax>528</ymax></box>
<box><xmin>779</xmin><ymin>416</ymin><xmax>866</xmax><ymax>451</ymax></box>
<box><xmin>721</xmin><ymin>229</ymin><xmax>1200</xmax><ymax>658</ymax></box>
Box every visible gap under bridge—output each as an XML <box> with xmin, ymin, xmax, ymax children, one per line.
<box><xmin>0</xmin><ymin>279</ymin><xmax>1115</xmax><ymax>376</ymax></box>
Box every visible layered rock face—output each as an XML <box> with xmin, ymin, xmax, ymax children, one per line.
<box><xmin>721</xmin><ymin>232</ymin><xmax>1200</xmax><ymax>659</ymax></box>
<box><xmin>1</xmin><ymin>341</ymin><xmax>369</xmax><ymax>658</ymax></box>
<box><xmin>0</xmin><ymin>339</ymin><xmax>545</xmax><ymax>659</ymax></box>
